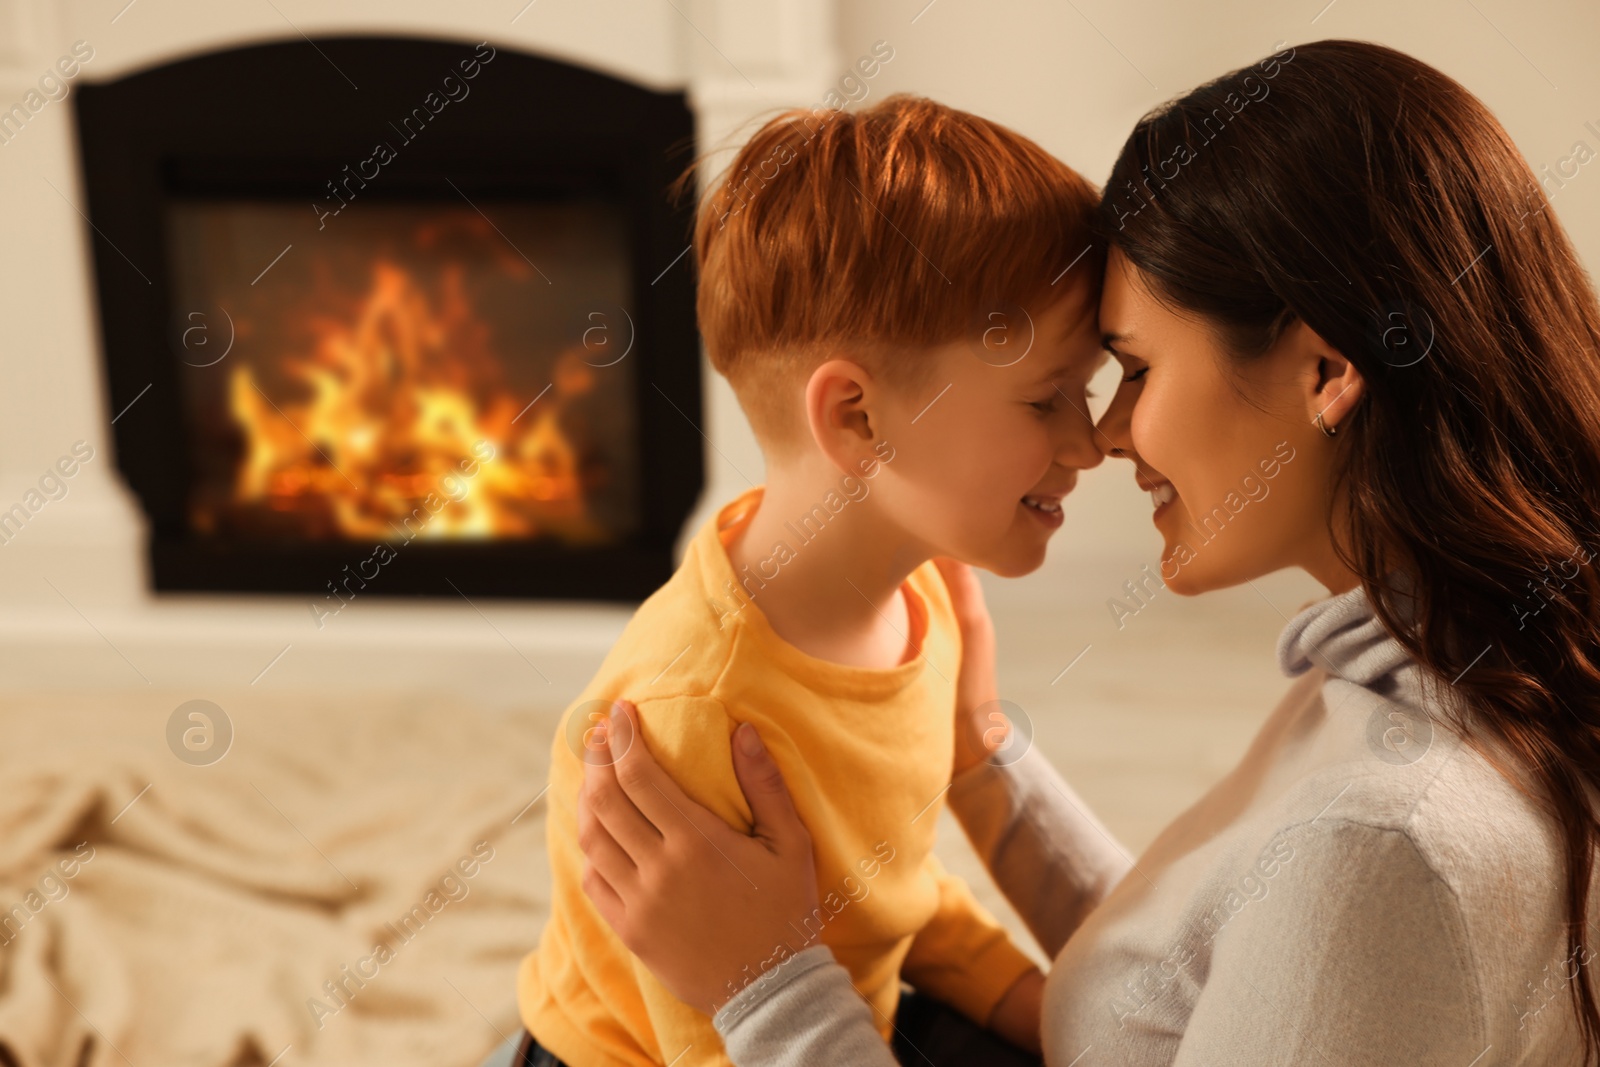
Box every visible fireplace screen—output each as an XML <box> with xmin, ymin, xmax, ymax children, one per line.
<box><xmin>166</xmin><ymin>199</ymin><xmax>639</xmax><ymax>548</ymax></box>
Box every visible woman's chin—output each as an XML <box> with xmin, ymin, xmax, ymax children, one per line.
<box><xmin>1160</xmin><ymin>551</ymin><xmax>1261</xmax><ymax>598</ymax></box>
<box><xmin>1156</xmin><ymin>550</ymin><xmax>1208</xmax><ymax>597</ymax></box>
<box><xmin>1161</xmin><ymin>573</ymin><xmax>1205</xmax><ymax>597</ymax></box>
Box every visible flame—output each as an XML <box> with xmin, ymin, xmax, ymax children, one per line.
<box><xmin>223</xmin><ymin>257</ymin><xmax>604</xmax><ymax>542</ymax></box>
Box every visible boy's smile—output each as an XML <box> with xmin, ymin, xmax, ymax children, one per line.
<box><xmin>1020</xmin><ymin>485</ymin><xmax>1069</xmax><ymax>529</ymax></box>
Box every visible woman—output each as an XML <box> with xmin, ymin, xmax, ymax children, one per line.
<box><xmin>573</xmin><ymin>40</ymin><xmax>1600</xmax><ymax>1065</ymax></box>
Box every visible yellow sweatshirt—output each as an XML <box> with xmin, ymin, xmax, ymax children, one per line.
<box><xmin>518</xmin><ymin>487</ymin><xmax>1038</xmax><ymax>1066</ymax></box>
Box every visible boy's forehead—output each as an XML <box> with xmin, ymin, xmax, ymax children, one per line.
<box><xmin>944</xmin><ymin>284</ymin><xmax>1102</xmax><ymax>376</ymax></box>
<box><xmin>1050</xmin><ymin>276</ymin><xmax>1100</xmax><ymax>332</ymax></box>
<box><xmin>1034</xmin><ymin>291</ymin><xmax>1105</xmax><ymax>374</ymax></box>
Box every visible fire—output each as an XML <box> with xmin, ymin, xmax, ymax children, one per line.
<box><xmin>223</xmin><ymin>257</ymin><xmax>605</xmax><ymax>542</ymax></box>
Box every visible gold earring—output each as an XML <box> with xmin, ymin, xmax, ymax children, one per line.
<box><xmin>1313</xmin><ymin>410</ymin><xmax>1337</xmax><ymax>438</ymax></box>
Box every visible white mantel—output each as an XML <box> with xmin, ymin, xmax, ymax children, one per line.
<box><xmin>0</xmin><ymin>0</ymin><xmax>821</xmax><ymax>696</ymax></box>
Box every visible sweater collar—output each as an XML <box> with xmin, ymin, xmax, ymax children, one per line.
<box><xmin>1274</xmin><ymin>572</ymin><xmax>1418</xmax><ymax>687</ymax></box>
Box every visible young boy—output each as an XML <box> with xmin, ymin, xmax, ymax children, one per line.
<box><xmin>518</xmin><ymin>93</ymin><xmax>1107</xmax><ymax>1066</ymax></box>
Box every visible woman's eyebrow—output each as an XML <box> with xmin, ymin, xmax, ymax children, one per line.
<box><xmin>1032</xmin><ymin>341</ymin><xmax>1107</xmax><ymax>383</ymax></box>
<box><xmin>1101</xmin><ymin>333</ymin><xmax>1133</xmax><ymax>358</ymax></box>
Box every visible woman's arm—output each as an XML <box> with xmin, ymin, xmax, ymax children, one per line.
<box><xmin>577</xmin><ymin>702</ymin><xmax>900</xmax><ymax>1067</ymax></box>
<box><xmin>935</xmin><ymin>558</ymin><xmax>1137</xmax><ymax>959</ymax></box>
<box><xmin>712</xmin><ymin>944</ymin><xmax>901</xmax><ymax>1067</ymax></box>
<box><xmin>949</xmin><ymin>749</ymin><xmax>1136</xmax><ymax>960</ymax></box>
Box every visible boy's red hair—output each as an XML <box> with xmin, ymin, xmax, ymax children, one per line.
<box><xmin>689</xmin><ymin>93</ymin><xmax>1103</xmax><ymax>445</ymax></box>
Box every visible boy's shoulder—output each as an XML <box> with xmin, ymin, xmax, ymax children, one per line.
<box><xmin>578</xmin><ymin>508</ymin><xmax>749</xmax><ymax>704</ymax></box>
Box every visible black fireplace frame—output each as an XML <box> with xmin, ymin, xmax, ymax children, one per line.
<box><xmin>74</xmin><ymin>36</ymin><xmax>703</xmax><ymax>602</ymax></box>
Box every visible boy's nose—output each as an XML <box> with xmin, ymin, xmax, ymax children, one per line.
<box><xmin>1058</xmin><ymin>416</ymin><xmax>1106</xmax><ymax>471</ymax></box>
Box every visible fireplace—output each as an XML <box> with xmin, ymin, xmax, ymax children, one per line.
<box><xmin>73</xmin><ymin>36</ymin><xmax>702</xmax><ymax>601</ymax></box>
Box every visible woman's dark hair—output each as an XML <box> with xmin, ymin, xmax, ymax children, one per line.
<box><xmin>1097</xmin><ymin>39</ymin><xmax>1600</xmax><ymax>1058</ymax></box>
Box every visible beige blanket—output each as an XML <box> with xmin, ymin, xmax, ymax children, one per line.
<box><xmin>0</xmin><ymin>688</ymin><xmax>553</xmax><ymax>1067</ymax></box>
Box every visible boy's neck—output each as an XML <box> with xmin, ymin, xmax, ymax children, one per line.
<box><xmin>726</xmin><ymin>462</ymin><xmax>928</xmax><ymax>670</ymax></box>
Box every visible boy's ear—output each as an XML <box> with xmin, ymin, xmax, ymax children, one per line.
<box><xmin>803</xmin><ymin>359</ymin><xmax>877</xmax><ymax>468</ymax></box>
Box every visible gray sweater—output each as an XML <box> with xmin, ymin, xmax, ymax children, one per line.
<box><xmin>712</xmin><ymin>583</ymin><xmax>1597</xmax><ymax>1065</ymax></box>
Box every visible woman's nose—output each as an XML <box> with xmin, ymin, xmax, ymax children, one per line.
<box><xmin>1095</xmin><ymin>385</ymin><xmax>1136</xmax><ymax>460</ymax></box>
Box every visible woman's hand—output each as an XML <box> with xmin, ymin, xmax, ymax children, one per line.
<box><xmin>933</xmin><ymin>557</ymin><xmax>1013</xmax><ymax>775</ymax></box>
<box><xmin>577</xmin><ymin>701</ymin><xmax>822</xmax><ymax>1016</ymax></box>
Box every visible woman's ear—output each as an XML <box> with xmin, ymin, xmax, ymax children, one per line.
<box><xmin>804</xmin><ymin>359</ymin><xmax>877</xmax><ymax>467</ymax></box>
<box><xmin>1289</xmin><ymin>320</ymin><xmax>1365</xmax><ymax>433</ymax></box>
